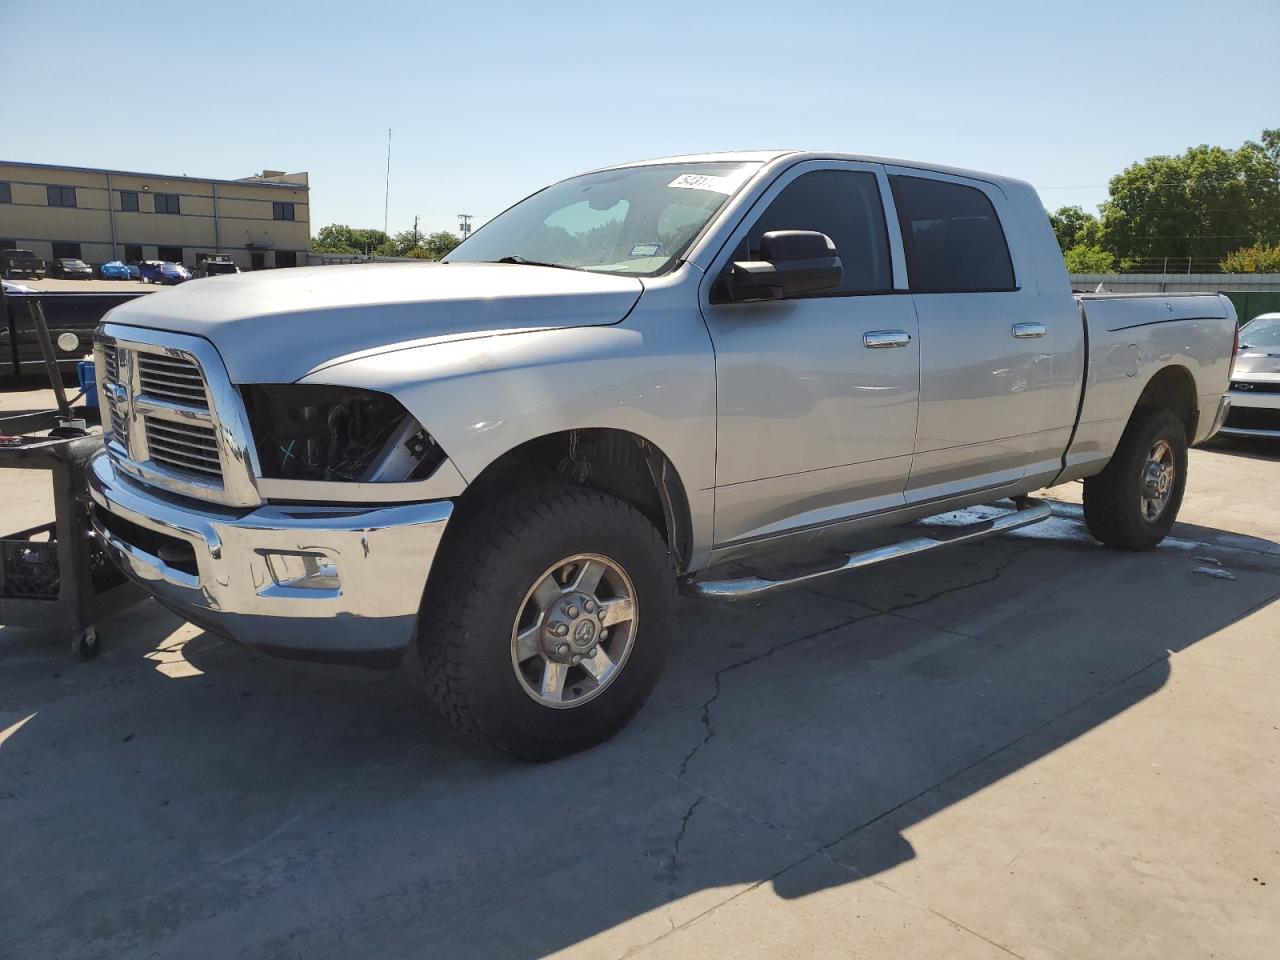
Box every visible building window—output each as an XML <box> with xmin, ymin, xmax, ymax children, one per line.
<box><xmin>273</xmin><ymin>202</ymin><xmax>295</xmax><ymax>221</ymax></box>
<box><xmin>158</xmin><ymin>246</ymin><xmax>183</xmax><ymax>263</ymax></box>
<box><xmin>275</xmin><ymin>250</ymin><xmax>298</xmax><ymax>268</ymax></box>
<box><xmin>120</xmin><ymin>190</ymin><xmax>139</xmax><ymax>212</ymax></box>
<box><xmin>47</xmin><ymin>185</ymin><xmax>78</xmax><ymax>208</ymax></box>
<box><xmin>155</xmin><ymin>193</ymin><xmax>181</xmax><ymax>215</ymax></box>
<box><xmin>0</xmin><ymin>183</ymin><xmax>11</xmax><ymax>204</ymax></box>
<box><xmin>52</xmin><ymin>242</ymin><xmax>82</xmax><ymax>259</ymax></box>
<box><xmin>124</xmin><ymin>244</ymin><xmax>143</xmax><ymax>263</ymax></box>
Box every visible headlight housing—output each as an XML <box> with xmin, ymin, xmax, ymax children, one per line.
<box><xmin>241</xmin><ymin>384</ymin><xmax>445</xmax><ymax>483</ymax></box>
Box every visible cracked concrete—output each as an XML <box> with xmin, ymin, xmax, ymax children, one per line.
<box><xmin>3</xmin><ymin>428</ymin><xmax>1279</xmax><ymax>959</ymax></box>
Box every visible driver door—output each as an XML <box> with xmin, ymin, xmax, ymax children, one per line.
<box><xmin>699</xmin><ymin>161</ymin><xmax>921</xmax><ymax>549</ymax></box>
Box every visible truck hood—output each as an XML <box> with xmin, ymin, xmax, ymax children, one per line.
<box><xmin>102</xmin><ymin>261</ymin><xmax>644</xmax><ymax>383</ymax></box>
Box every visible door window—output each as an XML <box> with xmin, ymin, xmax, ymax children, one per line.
<box><xmin>889</xmin><ymin>176</ymin><xmax>1014</xmax><ymax>293</ymax></box>
<box><xmin>739</xmin><ymin>170</ymin><xmax>893</xmax><ymax>295</ymax></box>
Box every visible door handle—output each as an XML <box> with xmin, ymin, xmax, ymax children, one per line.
<box><xmin>1012</xmin><ymin>322</ymin><xmax>1046</xmax><ymax>339</ymax></box>
<box><xmin>863</xmin><ymin>330</ymin><xmax>912</xmax><ymax>349</ymax></box>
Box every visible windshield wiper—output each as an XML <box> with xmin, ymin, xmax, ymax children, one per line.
<box><xmin>492</xmin><ymin>255</ymin><xmax>584</xmax><ymax>271</ymax></box>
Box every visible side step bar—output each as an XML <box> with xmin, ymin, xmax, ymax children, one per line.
<box><xmin>681</xmin><ymin>496</ymin><xmax>1052</xmax><ymax>602</ymax></box>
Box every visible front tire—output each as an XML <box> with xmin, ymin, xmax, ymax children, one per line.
<box><xmin>418</xmin><ymin>485</ymin><xmax>676</xmax><ymax>761</ymax></box>
<box><xmin>1083</xmin><ymin>408</ymin><xmax>1188</xmax><ymax>550</ymax></box>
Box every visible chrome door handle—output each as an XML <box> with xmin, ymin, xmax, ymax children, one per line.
<box><xmin>863</xmin><ymin>330</ymin><xmax>912</xmax><ymax>349</ymax></box>
<box><xmin>1012</xmin><ymin>322</ymin><xmax>1046</xmax><ymax>339</ymax></box>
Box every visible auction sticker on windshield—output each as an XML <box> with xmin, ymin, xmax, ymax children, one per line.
<box><xmin>668</xmin><ymin>171</ymin><xmax>749</xmax><ymax>194</ymax></box>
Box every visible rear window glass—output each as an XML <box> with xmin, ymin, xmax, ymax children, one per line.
<box><xmin>890</xmin><ymin>175</ymin><xmax>1014</xmax><ymax>293</ymax></box>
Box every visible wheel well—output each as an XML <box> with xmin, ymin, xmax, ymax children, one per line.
<box><xmin>1133</xmin><ymin>365</ymin><xmax>1197</xmax><ymax>440</ymax></box>
<box><xmin>454</xmin><ymin>430</ymin><xmax>694</xmax><ymax>572</ymax></box>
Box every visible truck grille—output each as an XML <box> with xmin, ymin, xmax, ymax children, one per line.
<box><xmin>144</xmin><ymin>419</ymin><xmax>223</xmax><ymax>478</ymax></box>
<box><xmin>138</xmin><ymin>354</ymin><xmax>209</xmax><ymax>407</ymax></box>
<box><xmin>95</xmin><ymin>325</ymin><xmax>261</xmax><ymax>508</ymax></box>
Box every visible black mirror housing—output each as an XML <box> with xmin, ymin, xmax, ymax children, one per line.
<box><xmin>726</xmin><ymin>230</ymin><xmax>843</xmax><ymax>302</ymax></box>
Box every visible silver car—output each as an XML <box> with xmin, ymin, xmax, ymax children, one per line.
<box><xmin>1221</xmin><ymin>313</ymin><xmax>1280</xmax><ymax>438</ymax></box>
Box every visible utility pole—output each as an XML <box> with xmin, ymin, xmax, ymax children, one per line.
<box><xmin>413</xmin><ymin>215</ymin><xmax>420</xmax><ymax>248</ymax></box>
<box><xmin>458</xmin><ymin>213</ymin><xmax>473</xmax><ymax>239</ymax></box>
<box><xmin>383</xmin><ymin>128</ymin><xmax>392</xmax><ymax>238</ymax></box>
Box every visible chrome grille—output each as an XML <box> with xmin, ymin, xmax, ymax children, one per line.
<box><xmin>144</xmin><ymin>420</ymin><xmax>222</xmax><ymax>477</ymax></box>
<box><xmin>94</xmin><ymin>325</ymin><xmax>260</xmax><ymax>508</ymax></box>
<box><xmin>138</xmin><ymin>353</ymin><xmax>209</xmax><ymax>407</ymax></box>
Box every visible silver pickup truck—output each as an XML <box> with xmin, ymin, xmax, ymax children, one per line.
<box><xmin>87</xmin><ymin>151</ymin><xmax>1236</xmax><ymax>759</ymax></box>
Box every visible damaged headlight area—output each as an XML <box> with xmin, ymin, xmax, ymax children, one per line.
<box><xmin>241</xmin><ymin>384</ymin><xmax>445</xmax><ymax>483</ymax></box>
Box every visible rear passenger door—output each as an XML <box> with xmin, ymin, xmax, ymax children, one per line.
<box><xmin>888</xmin><ymin>170</ymin><xmax>1055</xmax><ymax>502</ymax></box>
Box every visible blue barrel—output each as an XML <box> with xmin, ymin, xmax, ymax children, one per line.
<box><xmin>77</xmin><ymin>359</ymin><xmax>98</xmax><ymax>409</ymax></box>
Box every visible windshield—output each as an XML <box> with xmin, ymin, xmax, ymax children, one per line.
<box><xmin>1240</xmin><ymin>317</ymin><xmax>1280</xmax><ymax>349</ymax></box>
<box><xmin>446</xmin><ymin>161</ymin><xmax>761</xmax><ymax>276</ymax></box>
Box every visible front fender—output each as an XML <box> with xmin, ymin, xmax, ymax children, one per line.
<box><xmin>298</xmin><ymin>323</ymin><xmax>719</xmax><ymax>556</ymax></box>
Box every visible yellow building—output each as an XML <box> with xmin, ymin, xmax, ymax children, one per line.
<box><xmin>0</xmin><ymin>161</ymin><xmax>309</xmax><ymax>271</ymax></box>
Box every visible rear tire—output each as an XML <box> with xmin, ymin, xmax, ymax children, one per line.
<box><xmin>418</xmin><ymin>484</ymin><xmax>675</xmax><ymax>761</ymax></box>
<box><xmin>1083</xmin><ymin>408</ymin><xmax>1188</xmax><ymax>550</ymax></box>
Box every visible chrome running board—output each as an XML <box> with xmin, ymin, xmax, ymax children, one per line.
<box><xmin>681</xmin><ymin>496</ymin><xmax>1052</xmax><ymax>602</ymax></box>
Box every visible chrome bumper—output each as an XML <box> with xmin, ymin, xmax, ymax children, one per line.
<box><xmin>87</xmin><ymin>451</ymin><xmax>452</xmax><ymax>670</ymax></box>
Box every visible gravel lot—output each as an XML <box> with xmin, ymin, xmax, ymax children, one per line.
<box><xmin>1</xmin><ymin>392</ymin><xmax>1277</xmax><ymax>960</ymax></box>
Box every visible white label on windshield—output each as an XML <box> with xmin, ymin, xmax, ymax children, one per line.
<box><xmin>668</xmin><ymin>172</ymin><xmax>744</xmax><ymax>194</ymax></box>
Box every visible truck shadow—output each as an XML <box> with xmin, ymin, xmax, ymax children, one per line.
<box><xmin>1</xmin><ymin>506</ymin><xmax>1277</xmax><ymax>959</ymax></box>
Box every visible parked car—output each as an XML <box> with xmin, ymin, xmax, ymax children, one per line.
<box><xmin>1</xmin><ymin>248</ymin><xmax>46</xmax><ymax>280</ymax></box>
<box><xmin>1220</xmin><ymin>312</ymin><xmax>1280</xmax><ymax>438</ymax></box>
<box><xmin>125</xmin><ymin>263</ymin><xmax>141</xmax><ymax>280</ymax></box>
<box><xmin>140</xmin><ymin>261</ymin><xmax>191</xmax><ymax>285</ymax></box>
<box><xmin>87</xmin><ymin>151</ymin><xmax>1237</xmax><ymax>760</ymax></box>
<box><xmin>48</xmin><ymin>258</ymin><xmax>94</xmax><ymax>280</ymax></box>
<box><xmin>195</xmin><ymin>258</ymin><xmax>240</xmax><ymax>278</ymax></box>
<box><xmin>98</xmin><ymin>261</ymin><xmax>133</xmax><ymax>280</ymax></box>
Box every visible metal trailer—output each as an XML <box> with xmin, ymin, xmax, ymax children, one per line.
<box><xmin>0</xmin><ymin>296</ymin><xmax>145</xmax><ymax>658</ymax></box>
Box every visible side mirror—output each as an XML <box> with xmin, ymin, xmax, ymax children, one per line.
<box><xmin>725</xmin><ymin>230</ymin><xmax>842</xmax><ymax>302</ymax></box>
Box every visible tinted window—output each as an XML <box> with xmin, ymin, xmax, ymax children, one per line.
<box><xmin>157</xmin><ymin>245</ymin><xmax>182</xmax><ymax>262</ymax></box>
<box><xmin>120</xmin><ymin>190</ymin><xmax>139</xmax><ymax>212</ymax></box>
<box><xmin>743</xmin><ymin>170</ymin><xmax>891</xmax><ymax>294</ymax></box>
<box><xmin>0</xmin><ymin>182</ymin><xmax>10</xmax><ymax>203</ymax></box>
<box><xmin>52</xmin><ymin>242</ymin><xmax>81</xmax><ymax>259</ymax></box>
<box><xmin>155</xmin><ymin>193</ymin><xmax>181</xmax><ymax>215</ymax></box>
<box><xmin>273</xmin><ymin>201</ymin><xmax>295</xmax><ymax>221</ymax></box>
<box><xmin>124</xmin><ymin>244</ymin><xmax>143</xmax><ymax>262</ymax></box>
<box><xmin>889</xmin><ymin>175</ymin><xmax>1014</xmax><ymax>293</ymax></box>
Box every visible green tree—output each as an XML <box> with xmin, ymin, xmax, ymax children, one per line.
<box><xmin>1220</xmin><ymin>242</ymin><xmax>1280</xmax><ymax>273</ymax></box>
<box><xmin>1100</xmin><ymin>135</ymin><xmax>1280</xmax><ymax>265</ymax></box>
<box><xmin>1063</xmin><ymin>244</ymin><xmax>1115</xmax><ymax>273</ymax></box>
<box><xmin>1049</xmin><ymin>206</ymin><xmax>1103</xmax><ymax>252</ymax></box>
<box><xmin>419</xmin><ymin>231</ymin><xmax>461</xmax><ymax>260</ymax></box>
<box><xmin>311</xmin><ymin>224</ymin><xmax>392</xmax><ymax>255</ymax></box>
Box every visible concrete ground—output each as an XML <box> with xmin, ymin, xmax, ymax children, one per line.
<box><xmin>1</xmin><ymin>393</ymin><xmax>1276</xmax><ymax>959</ymax></box>
<box><xmin>13</xmin><ymin>277</ymin><xmax>153</xmax><ymax>294</ymax></box>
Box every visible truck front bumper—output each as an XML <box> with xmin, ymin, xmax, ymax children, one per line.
<box><xmin>87</xmin><ymin>451</ymin><xmax>452</xmax><ymax>670</ymax></box>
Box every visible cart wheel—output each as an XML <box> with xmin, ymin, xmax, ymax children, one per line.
<box><xmin>72</xmin><ymin>626</ymin><xmax>100</xmax><ymax>661</ymax></box>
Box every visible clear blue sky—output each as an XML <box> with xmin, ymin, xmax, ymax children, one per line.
<box><xmin>8</xmin><ymin>0</ymin><xmax>1278</xmax><ymax>238</ymax></box>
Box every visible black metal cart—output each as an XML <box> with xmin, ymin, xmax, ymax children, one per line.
<box><xmin>0</xmin><ymin>297</ymin><xmax>145</xmax><ymax>658</ymax></box>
